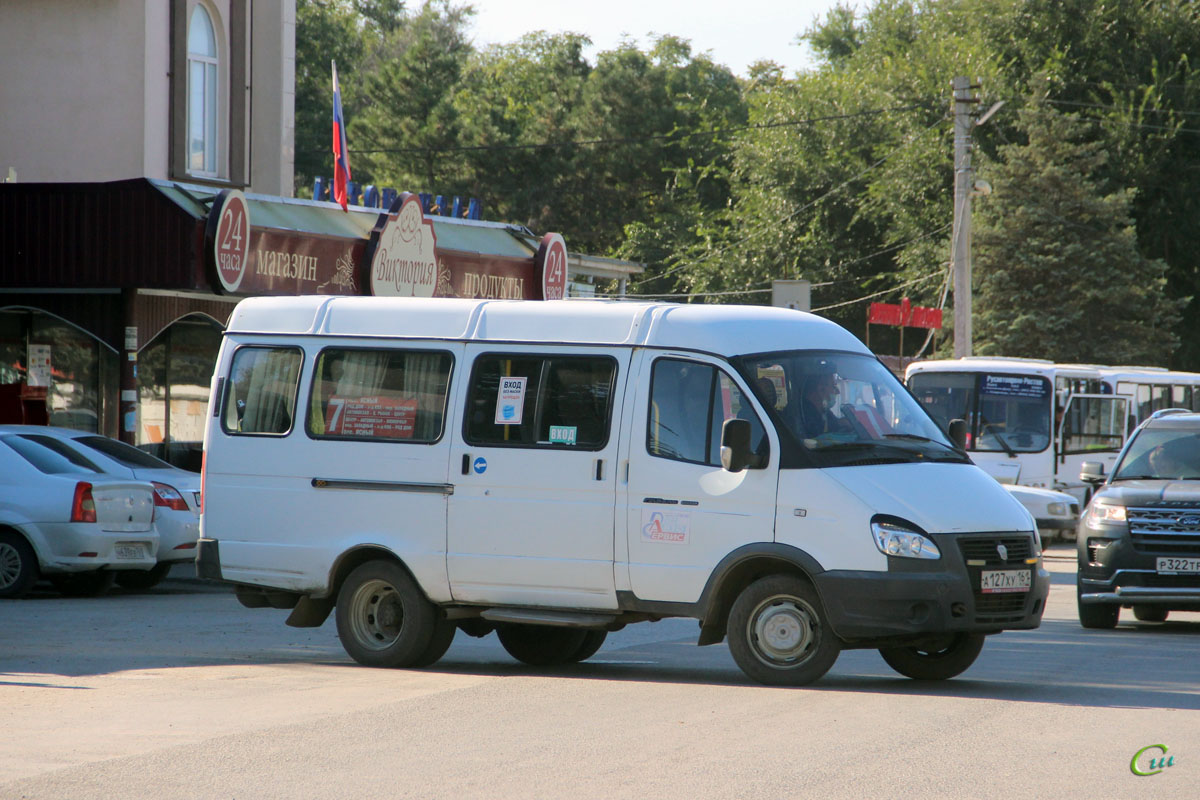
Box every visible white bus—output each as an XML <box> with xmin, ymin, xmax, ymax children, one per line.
<box><xmin>1094</xmin><ymin>366</ymin><xmax>1200</xmax><ymax>434</ymax></box>
<box><xmin>905</xmin><ymin>358</ymin><xmax>1128</xmax><ymax>503</ymax></box>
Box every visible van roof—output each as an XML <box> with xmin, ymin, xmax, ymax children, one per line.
<box><xmin>223</xmin><ymin>296</ymin><xmax>870</xmax><ymax>358</ymax></box>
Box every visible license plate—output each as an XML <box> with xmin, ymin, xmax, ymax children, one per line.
<box><xmin>1157</xmin><ymin>557</ymin><xmax>1200</xmax><ymax>574</ymax></box>
<box><xmin>980</xmin><ymin>569</ymin><xmax>1031</xmax><ymax>594</ymax></box>
<box><xmin>114</xmin><ymin>544</ymin><xmax>144</xmax><ymax>559</ymax></box>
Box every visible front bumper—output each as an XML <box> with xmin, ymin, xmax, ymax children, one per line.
<box><xmin>1077</xmin><ymin>531</ymin><xmax>1200</xmax><ymax>608</ymax></box>
<box><xmin>815</xmin><ymin>533</ymin><xmax>1049</xmax><ymax>643</ymax></box>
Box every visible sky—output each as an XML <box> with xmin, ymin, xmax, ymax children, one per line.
<box><xmin>466</xmin><ymin>0</ymin><xmax>847</xmax><ymax>77</ymax></box>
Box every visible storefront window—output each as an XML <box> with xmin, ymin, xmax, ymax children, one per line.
<box><xmin>138</xmin><ymin>316</ymin><xmax>222</xmax><ymax>470</ymax></box>
<box><xmin>0</xmin><ymin>309</ymin><xmax>117</xmax><ymax>435</ymax></box>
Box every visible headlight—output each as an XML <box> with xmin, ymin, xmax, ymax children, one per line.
<box><xmin>1047</xmin><ymin>502</ymin><xmax>1068</xmax><ymax>517</ymax></box>
<box><xmin>1086</xmin><ymin>503</ymin><xmax>1127</xmax><ymax>529</ymax></box>
<box><xmin>871</xmin><ymin>520</ymin><xmax>941</xmax><ymax>560</ymax></box>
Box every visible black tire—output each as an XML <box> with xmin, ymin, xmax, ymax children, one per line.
<box><xmin>1077</xmin><ymin>583</ymin><xmax>1119</xmax><ymax>629</ymax></box>
<box><xmin>1133</xmin><ymin>605</ymin><xmax>1169</xmax><ymax>623</ymax></box>
<box><xmin>727</xmin><ymin>574</ymin><xmax>841</xmax><ymax>686</ymax></box>
<box><xmin>334</xmin><ymin>560</ymin><xmax>440</xmax><ymax>668</ymax></box>
<box><xmin>566</xmin><ymin>630</ymin><xmax>608</xmax><ymax>663</ymax></box>
<box><xmin>879</xmin><ymin>633</ymin><xmax>985</xmax><ymax>681</ymax></box>
<box><xmin>50</xmin><ymin>570</ymin><xmax>116</xmax><ymax>597</ymax></box>
<box><xmin>410</xmin><ymin>619</ymin><xmax>457</xmax><ymax>668</ymax></box>
<box><xmin>0</xmin><ymin>532</ymin><xmax>39</xmax><ymax>599</ymax></box>
<box><xmin>114</xmin><ymin>562</ymin><xmax>172</xmax><ymax>591</ymax></box>
<box><xmin>497</xmin><ymin>624</ymin><xmax>587</xmax><ymax>666</ymax></box>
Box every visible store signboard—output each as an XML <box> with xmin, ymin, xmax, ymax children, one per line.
<box><xmin>205</xmin><ymin>189</ymin><xmax>363</xmax><ymax>296</ymax></box>
<box><xmin>535</xmin><ymin>233</ymin><xmax>568</xmax><ymax>300</ymax></box>
<box><xmin>366</xmin><ymin>193</ymin><xmax>439</xmax><ymax>297</ymax></box>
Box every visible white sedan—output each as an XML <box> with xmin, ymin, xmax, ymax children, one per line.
<box><xmin>1002</xmin><ymin>483</ymin><xmax>1081</xmax><ymax>545</ymax></box>
<box><xmin>0</xmin><ymin>431</ymin><xmax>158</xmax><ymax>598</ymax></box>
<box><xmin>0</xmin><ymin>426</ymin><xmax>201</xmax><ymax>589</ymax></box>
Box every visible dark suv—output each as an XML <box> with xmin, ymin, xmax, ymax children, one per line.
<box><xmin>1076</xmin><ymin>409</ymin><xmax>1200</xmax><ymax>628</ymax></box>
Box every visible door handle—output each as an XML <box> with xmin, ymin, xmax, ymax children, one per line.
<box><xmin>462</xmin><ymin>453</ymin><xmax>471</xmax><ymax>475</ymax></box>
<box><xmin>594</xmin><ymin>458</ymin><xmax>604</xmax><ymax>481</ymax></box>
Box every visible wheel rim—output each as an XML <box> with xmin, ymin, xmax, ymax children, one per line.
<box><xmin>0</xmin><ymin>542</ymin><xmax>21</xmax><ymax>590</ymax></box>
<box><xmin>748</xmin><ymin>594</ymin><xmax>819</xmax><ymax>667</ymax></box>
<box><xmin>346</xmin><ymin>578</ymin><xmax>404</xmax><ymax>651</ymax></box>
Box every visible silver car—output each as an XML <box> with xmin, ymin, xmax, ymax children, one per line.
<box><xmin>0</xmin><ymin>426</ymin><xmax>201</xmax><ymax>589</ymax></box>
<box><xmin>0</xmin><ymin>432</ymin><xmax>158</xmax><ymax>598</ymax></box>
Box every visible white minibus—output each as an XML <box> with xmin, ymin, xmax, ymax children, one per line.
<box><xmin>905</xmin><ymin>357</ymin><xmax>1128</xmax><ymax>503</ymax></box>
<box><xmin>198</xmin><ymin>297</ymin><xmax>1048</xmax><ymax>686</ymax></box>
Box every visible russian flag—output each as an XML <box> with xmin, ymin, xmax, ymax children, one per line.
<box><xmin>332</xmin><ymin>60</ymin><xmax>351</xmax><ymax>211</ymax></box>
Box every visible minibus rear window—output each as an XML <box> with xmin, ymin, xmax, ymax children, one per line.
<box><xmin>307</xmin><ymin>348</ymin><xmax>453</xmax><ymax>443</ymax></box>
<box><xmin>463</xmin><ymin>354</ymin><xmax>616</xmax><ymax>450</ymax></box>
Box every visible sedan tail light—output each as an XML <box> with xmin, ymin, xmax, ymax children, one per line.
<box><xmin>152</xmin><ymin>482</ymin><xmax>190</xmax><ymax>511</ymax></box>
<box><xmin>71</xmin><ymin>482</ymin><xmax>97</xmax><ymax>523</ymax></box>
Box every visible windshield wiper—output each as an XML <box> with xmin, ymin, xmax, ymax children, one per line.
<box><xmin>883</xmin><ymin>433</ymin><xmax>963</xmax><ymax>454</ymax></box>
<box><xmin>978</xmin><ymin>416</ymin><xmax>1017</xmax><ymax>457</ymax></box>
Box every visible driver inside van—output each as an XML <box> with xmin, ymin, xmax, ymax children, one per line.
<box><xmin>796</xmin><ymin>368</ymin><xmax>849</xmax><ymax>438</ymax></box>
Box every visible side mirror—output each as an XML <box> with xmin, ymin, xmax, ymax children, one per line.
<box><xmin>948</xmin><ymin>418</ymin><xmax>967</xmax><ymax>451</ymax></box>
<box><xmin>721</xmin><ymin>418</ymin><xmax>752</xmax><ymax>473</ymax></box>
<box><xmin>1080</xmin><ymin>461</ymin><xmax>1106</xmax><ymax>485</ymax></box>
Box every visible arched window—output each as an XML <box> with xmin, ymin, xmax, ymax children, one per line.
<box><xmin>187</xmin><ymin>5</ymin><xmax>218</xmax><ymax>176</ymax></box>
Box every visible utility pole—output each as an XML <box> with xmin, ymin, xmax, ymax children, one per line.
<box><xmin>951</xmin><ymin>76</ymin><xmax>978</xmax><ymax>358</ymax></box>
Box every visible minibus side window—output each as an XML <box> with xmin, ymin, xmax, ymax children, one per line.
<box><xmin>222</xmin><ymin>347</ymin><xmax>302</xmax><ymax>436</ymax></box>
<box><xmin>306</xmin><ymin>348</ymin><xmax>453</xmax><ymax>443</ymax></box>
<box><xmin>463</xmin><ymin>354</ymin><xmax>616</xmax><ymax>450</ymax></box>
<box><xmin>648</xmin><ymin>358</ymin><xmax>765</xmax><ymax>466</ymax></box>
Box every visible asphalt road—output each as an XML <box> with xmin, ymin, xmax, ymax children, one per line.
<box><xmin>1</xmin><ymin>545</ymin><xmax>1198</xmax><ymax>799</ymax></box>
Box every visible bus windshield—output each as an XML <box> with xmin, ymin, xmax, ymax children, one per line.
<box><xmin>734</xmin><ymin>351</ymin><xmax>966</xmax><ymax>468</ymax></box>
<box><xmin>907</xmin><ymin>371</ymin><xmax>1052</xmax><ymax>454</ymax></box>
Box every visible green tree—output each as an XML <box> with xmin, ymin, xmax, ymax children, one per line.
<box><xmin>350</xmin><ymin>0</ymin><xmax>475</xmax><ymax>192</ymax></box>
<box><xmin>294</xmin><ymin>0</ymin><xmax>363</xmax><ymax>196</ymax></box>
<box><xmin>972</xmin><ymin>107</ymin><xmax>1183</xmax><ymax>363</ymax></box>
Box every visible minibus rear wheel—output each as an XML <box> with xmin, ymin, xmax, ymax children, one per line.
<box><xmin>566</xmin><ymin>630</ymin><xmax>608</xmax><ymax>663</ymax></box>
<box><xmin>878</xmin><ymin>632</ymin><xmax>984</xmax><ymax>680</ymax></box>
<box><xmin>727</xmin><ymin>575</ymin><xmax>841</xmax><ymax>686</ymax></box>
<box><xmin>335</xmin><ymin>560</ymin><xmax>442</xmax><ymax>668</ymax></box>
<box><xmin>497</xmin><ymin>624</ymin><xmax>587</xmax><ymax>666</ymax></box>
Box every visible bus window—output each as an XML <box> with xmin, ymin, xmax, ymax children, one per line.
<box><xmin>1061</xmin><ymin>395</ymin><xmax>1126</xmax><ymax>455</ymax></box>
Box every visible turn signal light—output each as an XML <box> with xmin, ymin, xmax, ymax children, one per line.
<box><xmin>71</xmin><ymin>482</ymin><xmax>97</xmax><ymax>523</ymax></box>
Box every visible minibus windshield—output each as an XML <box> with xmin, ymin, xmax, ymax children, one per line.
<box><xmin>734</xmin><ymin>352</ymin><xmax>966</xmax><ymax>467</ymax></box>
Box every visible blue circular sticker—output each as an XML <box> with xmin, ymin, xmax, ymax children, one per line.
<box><xmin>473</xmin><ymin>457</ymin><xmax>487</xmax><ymax>474</ymax></box>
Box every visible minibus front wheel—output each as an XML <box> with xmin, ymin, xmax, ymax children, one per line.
<box><xmin>335</xmin><ymin>560</ymin><xmax>452</xmax><ymax>668</ymax></box>
<box><xmin>727</xmin><ymin>575</ymin><xmax>841</xmax><ymax>686</ymax></box>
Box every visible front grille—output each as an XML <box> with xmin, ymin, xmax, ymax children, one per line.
<box><xmin>956</xmin><ymin>535</ymin><xmax>1036</xmax><ymax>623</ymax></box>
<box><xmin>958</xmin><ymin>536</ymin><xmax>1034</xmax><ymax>566</ymax></box>
<box><xmin>1129</xmin><ymin>504</ymin><xmax>1200</xmax><ymax>556</ymax></box>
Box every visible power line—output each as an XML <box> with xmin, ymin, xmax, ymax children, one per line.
<box><xmin>811</xmin><ymin>270</ymin><xmax>944</xmax><ymax>313</ymax></box>
<box><xmin>342</xmin><ymin>103</ymin><xmax>931</xmax><ymax>157</ymax></box>
<box><xmin>1046</xmin><ymin>98</ymin><xmax>1200</xmax><ymax>119</ymax></box>
<box><xmin>631</xmin><ymin>114</ymin><xmax>948</xmax><ymax>289</ymax></box>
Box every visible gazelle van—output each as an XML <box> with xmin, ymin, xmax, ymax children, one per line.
<box><xmin>198</xmin><ymin>296</ymin><xmax>1048</xmax><ymax>685</ymax></box>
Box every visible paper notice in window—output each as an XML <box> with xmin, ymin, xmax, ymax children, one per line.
<box><xmin>325</xmin><ymin>396</ymin><xmax>417</xmax><ymax>438</ymax></box>
<box><xmin>495</xmin><ymin>377</ymin><xmax>527</xmax><ymax>425</ymax></box>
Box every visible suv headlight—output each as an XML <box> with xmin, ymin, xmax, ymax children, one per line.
<box><xmin>871</xmin><ymin>520</ymin><xmax>941</xmax><ymax>560</ymax></box>
<box><xmin>1086</xmin><ymin>503</ymin><xmax>1127</xmax><ymax>529</ymax></box>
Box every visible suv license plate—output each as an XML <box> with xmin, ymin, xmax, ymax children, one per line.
<box><xmin>980</xmin><ymin>569</ymin><xmax>1031</xmax><ymax>594</ymax></box>
<box><xmin>114</xmin><ymin>544</ymin><xmax>144</xmax><ymax>560</ymax></box>
<box><xmin>1157</xmin><ymin>557</ymin><xmax>1200</xmax><ymax>574</ymax></box>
